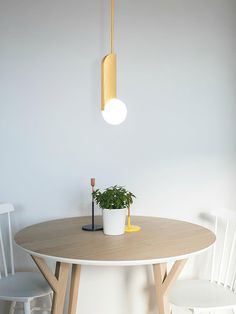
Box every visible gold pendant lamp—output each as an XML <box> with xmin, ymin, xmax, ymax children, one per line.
<box><xmin>101</xmin><ymin>0</ymin><xmax>127</xmax><ymax>125</ymax></box>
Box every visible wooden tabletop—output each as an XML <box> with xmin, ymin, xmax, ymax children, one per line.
<box><xmin>14</xmin><ymin>216</ymin><xmax>215</xmax><ymax>266</ymax></box>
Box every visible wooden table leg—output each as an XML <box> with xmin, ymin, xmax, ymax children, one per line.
<box><xmin>68</xmin><ymin>264</ymin><xmax>81</xmax><ymax>314</ymax></box>
<box><xmin>153</xmin><ymin>259</ymin><xmax>187</xmax><ymax>314</ymax></box>
<box><xmin>31</xmin><ymin>256</ymin><xmax>70</xmax><ymax>314</ymax></box>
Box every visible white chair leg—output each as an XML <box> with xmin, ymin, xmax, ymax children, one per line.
<box><xmin>9</xmin><ymin>301</ymin><xmax>16</xmax><ymax>314</ymax></box>
<box><xmin>24</xmin><ymin>301</ymin><xmax>31</xmax><ymax>314</ymax></box>
<box><xmin>49</xmin><ymin>292</ymin><xmax>53</xmax><ymax>306</ymax></box>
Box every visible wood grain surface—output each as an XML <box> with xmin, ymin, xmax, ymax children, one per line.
<box><xmin>14</xmin><ymin>216</ymin><xmax>215</xmax><ymax>265</ymax></box>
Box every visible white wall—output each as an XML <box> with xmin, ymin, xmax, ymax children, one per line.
<box><xmin>0</xmin><ymin>0</ymin><xmax>236</xmax><ymax>313</ymax></box>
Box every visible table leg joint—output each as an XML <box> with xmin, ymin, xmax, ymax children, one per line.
<box><xmin>162</xmin><ymin>259</ymin><xmax>187</xmax><ymax>295</ymax></box>
<box><xmin>31</xmin><ymin>255</ymin><xmax>70</xmax><ymax>314</ymax></box>
<box><xmin>153</xmin><ymin>259</ymin><xmax>187</xmax><ymax>314</ymax></box>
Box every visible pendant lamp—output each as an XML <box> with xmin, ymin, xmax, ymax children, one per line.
<box><xmin>101</xmin><ymin>0</ymin><xmax>127</xmax><ymax>125</ymax></box>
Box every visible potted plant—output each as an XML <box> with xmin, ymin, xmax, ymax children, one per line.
<box><xmin>92</xmin><ymin>185</ymin><xmax>136</xmax><ymax>235</ymax></box>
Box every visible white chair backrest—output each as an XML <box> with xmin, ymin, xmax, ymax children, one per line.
<box><xmin>209</xmin><ymin>209</ymin><xmax>236</xmax><ymax>289</ymax></box>
<box><xmin>0</xmin><ymin>204</ymin><xmax>15</xmax><ymax>278</ymax></box>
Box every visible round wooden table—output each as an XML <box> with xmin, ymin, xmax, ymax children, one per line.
<box><xmin>15</xmin><ymin>216</ymin><xmax>215</xmax><ymax>314</ymax></box>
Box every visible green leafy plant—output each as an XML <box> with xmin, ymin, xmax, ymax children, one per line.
<box><xmin>92</xmin><ymin>185</ymin><xmax>136</xmax><ymax>209</ymax></box>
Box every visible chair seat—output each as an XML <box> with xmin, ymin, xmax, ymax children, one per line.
<box><xmin>170</xmin><ymin>279</ymin><xmax>236</xmax><ymax>310</ymax></box>
<box><xmin>0</xmin><ymin>272</ymin><xmax>51</xmax><ymax>302</ymax></box>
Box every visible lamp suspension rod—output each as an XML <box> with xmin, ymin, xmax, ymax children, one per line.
<box><xmin>110</xmin><ymin>0</ymin><xmax>115</xmax><ymax>53</ymax></box>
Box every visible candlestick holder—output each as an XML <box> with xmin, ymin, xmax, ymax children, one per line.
<box><xmin>82</xmin><ymin>178</ymin><xmax>103</xmax><ymax>231</ymax></box>
<box><xmin>125</xmin><ymin>207</ymin><xmax>141</xmax><ymax>232</ymax></box>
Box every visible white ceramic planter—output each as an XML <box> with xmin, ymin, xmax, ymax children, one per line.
<box><xmin>102</xmin><ymin>208</ymin><xmax>127</xmax><ymax>235</ymax></box>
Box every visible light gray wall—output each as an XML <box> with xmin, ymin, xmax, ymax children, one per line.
<box><xmin>0</xmin><ymin>0</ymin><xmax>236</xmax><ymax>313</ymax></box>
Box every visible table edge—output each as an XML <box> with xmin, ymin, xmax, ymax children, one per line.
<box><xmin>14</xmin><ymin>240</ymin><xmax>215</xmax><ymax>266</ymax></box>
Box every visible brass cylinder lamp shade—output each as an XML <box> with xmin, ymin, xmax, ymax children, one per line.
<box><xmin>101</xmin><ymin>53</ymin><xmax>117</xmax><ymax>111</ymax></box>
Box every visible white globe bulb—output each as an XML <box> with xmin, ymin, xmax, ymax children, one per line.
<box><xmin>102</xmin><ymin>98</ymin><xmax>127</xmax><ymax>125</ymax></box>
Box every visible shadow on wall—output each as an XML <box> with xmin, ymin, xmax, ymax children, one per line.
<box><xmin>143</xmin><ymin>267</ymin><xmax>157</xmax><ymax>314</ymax></box>
<box><xmin>123</xmin><ymin>266</ymin><xmax>157</xmax><ymax>314</ymax></box>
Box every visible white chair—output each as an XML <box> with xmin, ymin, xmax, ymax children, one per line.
<box><xmin>0</xmin><ymin>203</ymin><xmax>52</xmax><ymax>314</ymax></box>
<box><xmin>170</xmin><ymin>209</ymin><xmax>236</xmax><ymax>313</ymax></box>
